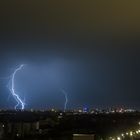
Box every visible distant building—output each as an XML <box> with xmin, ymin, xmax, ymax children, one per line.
<box><xmin>73</xmin><ymin>134</ymin><xmax>94</xmax><ymax>140</ymax></box>
<box><xmin>0</xmin><ymin>121</ymin><xmax>39</xmax><ymax>138</ymax></box>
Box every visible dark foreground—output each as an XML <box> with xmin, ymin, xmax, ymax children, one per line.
<box><xmin>0</xmin><ymin>110</ymin><xmax>140</xmax><ymax>140</ymax></box>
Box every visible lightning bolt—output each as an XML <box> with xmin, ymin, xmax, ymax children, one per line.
<box><xmin>9</xmin><ymin>64</ymin><xmax>25</xmax><ymax>110</ymax></box>
<box><xmin>61</xmin><ymin>89</ymin><xmax>68</xmax><ymax>112</ymax></box>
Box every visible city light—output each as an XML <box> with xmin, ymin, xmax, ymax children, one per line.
<box><xmin>121</xmin><ymin>134</ymin><xmax>124</xmax><ymax>137</ymax></box>
<box><xmin>117</xmin><ymin>137</ymin><xmax>121</xmax><ymax>140</ymax></box>
<box><xmin>126</xmin><ymin>132</ymin><xmax>129</xmax><ymax>135</ymax></box>
<box><xmin>130</xmin><ymin>131</ymin><xmax>133</xmax><ymax>136</ymax></box>
<box><xmin>108</xmin><ymin>121</ymin><xmax>140</xmax><ymax>140</ymax></box>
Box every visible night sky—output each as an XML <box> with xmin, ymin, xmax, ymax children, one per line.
<box><xmin>0</xmin><ymin>1</ymin><xmax>140</xmax><ymax>109</ymax></box>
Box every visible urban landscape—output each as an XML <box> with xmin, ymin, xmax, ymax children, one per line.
<box><xmin>0</xmin><ymin>108</ymin><xmax>140</xmax><ymax>140</ymax></box>
<box><xmin>0</xmin><ymin>1</ymin><xmax>140</xmax><ymax>140</ymax></box>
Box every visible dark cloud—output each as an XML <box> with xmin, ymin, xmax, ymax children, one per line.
<box><xmin>0</xmin><ymin>1</ymin><xmax>140</xmax><ymax>109</ymax></box>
